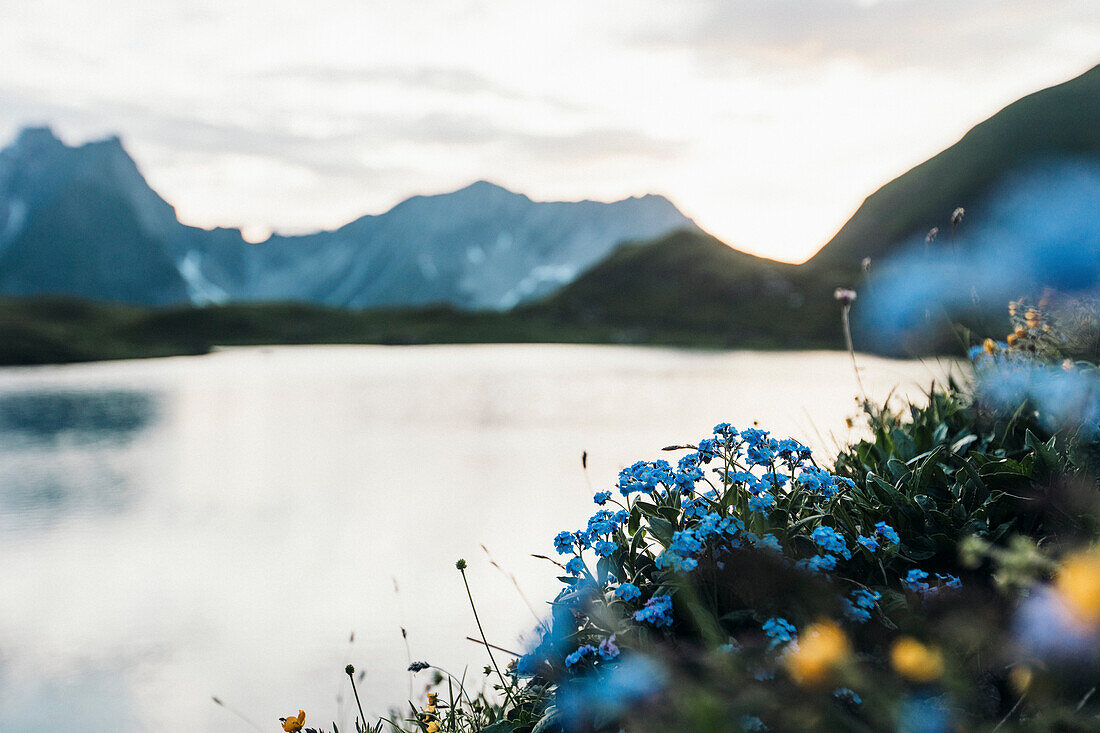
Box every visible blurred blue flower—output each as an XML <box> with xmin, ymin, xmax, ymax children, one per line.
<box><xmin>797</xmin><ymin>554</ymin><xmax>838</xmax><ymax>572</ymax></box>
<box><xmin>752</xmin><ymin>533</ymin><xmax>783</xmax><ymax>552</ymax></box>
<box><xmin>741</xmin><ymin>715</ymin><xmax>768</xmax><ymax>732</ymax></box>
<box><xmin>597</xmin><ymin>635</ymin><xmax>620</xmax><ymax>660</ymax></box>
<box><xmin>556</xmin><ymin>654</ymin><xmax>666</xmax><ymax>731</ymax></box>
<box><xmin>834</xmin><ymin>687</ymin><xmax>862</xmax><ymax>705</ymax></box>
<box><xmin>1013</xmin><ymin>585</ymin><xmax>1100</xmax><ymax>663</ymax></box>
<box><xmin>897</xmin><ymin>693</ymin><xmax>952</xmax><ymax>733</ymax></box>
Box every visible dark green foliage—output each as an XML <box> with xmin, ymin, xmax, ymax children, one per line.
<box><xmin>835</xmin><ymin>377</ymin><xmax>1096</xmax><ymax>570</ymax></box>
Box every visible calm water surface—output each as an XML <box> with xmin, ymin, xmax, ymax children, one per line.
<box><xmin>0</xmin><ymin>345</ymin><xmax>955</xmax><ymax>731</ymax></box>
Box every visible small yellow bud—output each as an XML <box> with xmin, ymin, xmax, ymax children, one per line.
<box><xmin>983</xmin><ymin>338</ymin><xmax>998</xmax><ymax>354</ymax></box>
<box><xmin>1006</xmin><ymin>334</ymin><xmax>1018</xmax><ymax>346</ymax></box>
<box><xmin>890</xmin><ymin>637</ymin><xmax>944</xmax><ymax>682</ymax></box>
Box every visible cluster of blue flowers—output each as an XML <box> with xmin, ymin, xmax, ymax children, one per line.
<box><xmin>614</xmin><ymin>582</ymin><xmax>641</xmax><ymax>602</ymax></box>
<box><xmin>654</xmin><ymin>511</ymin><xmax>744</xmax><ymax>572</ymax></box>
<box><xmin>539</xmin><ymin>419</ymin><xmax>941</xmax><ymax>695</ymax></box>
<box><xmin>633</xmin><ymin>594</ymin><xmax>674</xmax><ymax>627</ymax></box>
<box><xmin>555</xmin><ymin>507</ymin><xmax>630</xmax><ymax>576</ymax></box>
<box><xmin>797</xmin><ymin>465</ymin><xmax>853</xmax><ymax>499</ymax></box>
<box><xmin>904</xmin><ymin>569</ymin><xmax>962</xmax><ymax>598</ymax></box>
<box><xmin>842</xmin><ymin>589</ymin><xmax>882</xmax><ymax>624</ymax></box>
<box><xmin>564</xmin><ymin>635</ymin><xmax>622</xmax><ymax>668</ymax></box>
<box><xmin>811</xmin><ymin>526</ymin><xmax>852</xmax><ymax>559</ymax></box>
<box><xmin>762</xmin><ymin>617</ymin><xmax>797</xmax><ymax>648</ymax></box>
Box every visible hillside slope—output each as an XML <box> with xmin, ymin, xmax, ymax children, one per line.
<box><xmin>809</xmin><ymin>63</ymin><xmax>1100</xmax><ymax>274</ymax></box>
<box><xmin>528</xmin><ymin>229</ymin><xmax>841</xmax><ymax>348</ymax></box>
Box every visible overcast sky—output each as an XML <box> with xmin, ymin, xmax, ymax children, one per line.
<box><xmin>1</xmin><ymin>0</ymin><xmax>1096</xmax><ymax>261</ymax></box>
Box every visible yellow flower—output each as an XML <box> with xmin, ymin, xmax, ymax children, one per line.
<box><xmin>983</xmin><ymin>338</ymin><xmax>998</xmax><ymax>354</ymax></box>
<box><xmin>427</xmin><ymin>692</ymin><xmax>438</xmax><ymax>714</ymax></box>
<box><xmin>1014</xmin><ymin>327</ymin><xmax>1027</xmax><ymax>338</ymax></box>
<box><xmin>281</xmin><ymin>710</ymin><xmax>305</xmax><ymax>732</ymax></box>
<box><xmin>785</xmin><ymin>620</ymin><xmax>850</xmax><ymax>686</ymax></box>
<box><xmin>891</xmin><ymin>637</ymin><xmax>944</xmax><ymax>682</ymax></box>
<box><xmin>1008</xmin><ymin>301</ymin><xmax>1018</xmax><ymax>316</ymax></box>
<box><xmin>426</xmin><ymin>722</ymin><xmax>440</xmax><ymax>733</ymax></box>
<box><xmin>1006</xmin><ymin>333</ymin><xmax>1018</xmax><ymax>346</ymax></box>
<box><xmin>1055</xmin><ymin>549</ymin><xmax>1100</xmax><ymax>624</ymax></box>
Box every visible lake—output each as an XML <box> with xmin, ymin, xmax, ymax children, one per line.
<box><xmin>0</xmin><ymin>345</ymin><xmax>955</xmax><ymax>731</ymax></box>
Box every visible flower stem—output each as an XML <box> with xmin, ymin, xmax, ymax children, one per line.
<box><xmin>841</xmin><ymin>303</ymin><xmax>870</xmax><ymax>407</ymax></box>
<box><xmin>346</xmin><ymin>665</ymin><xmax>368</xmax><ymax>729</ymax></box>
<box><xmin>459</xmin><ymin>564</ymin><xmax>518</xmax><ymax>709</ymax></box>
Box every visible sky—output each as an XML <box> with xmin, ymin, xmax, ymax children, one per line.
<box><xmin>0</xmin><ymin>0</ymin><xmax>1097</xmax><ymax>262</ymax></box>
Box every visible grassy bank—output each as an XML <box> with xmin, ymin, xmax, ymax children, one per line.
<box><xmin>0</xmin><ymin>295</ymin><xmax>846</xmax><ymax>367</ymax></box>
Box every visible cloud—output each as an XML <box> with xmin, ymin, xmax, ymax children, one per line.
<box><xmin>630</xmin><ymin>0</ymin><xmax>1100</xmax><ymax>71</ymax></box>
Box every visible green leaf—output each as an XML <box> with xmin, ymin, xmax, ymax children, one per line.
<box><xmin>531</xmin><ymin>707</ymin><xmax>562</xmax><ymax>733</ymax></box>
<box><xmin>648</xmin><ymin>516</ymin><xmax>674</xmax><ymax>546</ymax></box>
<box><xmin>950</xmin><ymin>434</ymin><xmax>978</xmax><ymax>454</ymax></box>
<box><xmin>658</xmin><ymin>505</ymin><xmax>681</xmax><ymax>529</ymax></box>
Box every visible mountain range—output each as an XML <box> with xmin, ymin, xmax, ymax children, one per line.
<box><xmin>0</xmin><ymin>130</ymin><xmax>694</xmax><ymax>309</ymax></box>
<box><xmin>0</xmin><ymin>63</ymin><xmax>1097</xmax><ymax>363</ymax></box>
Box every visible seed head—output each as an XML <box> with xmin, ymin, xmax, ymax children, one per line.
<box><xmin>456</xmin><ymin>558</ymin><xmax>467</xmax><ymax>571</ymax></box>
<box><xmin>951</xmin><ymin>207</ymin><xmax>965</xmax><ymax>226</ymax></box>
<box><xmin>834</xmin><ymin>288</ymin><xmax>857</xmax><ymax>306</ymax></box>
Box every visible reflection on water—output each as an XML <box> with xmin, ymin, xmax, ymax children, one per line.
<box><xmin>0</xmin><ymin>390</ymin><xmax>159</xmax><ymax>530</ymax></box>
<box><xmin>0</xmin><ymin>345</ymin><xmax>954</xmax><ymax>732</ymax></box>
<box><xmin>0</xmin><ymin>390</ymin><xmax>158</xmax><ymax>443</ymax></box>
